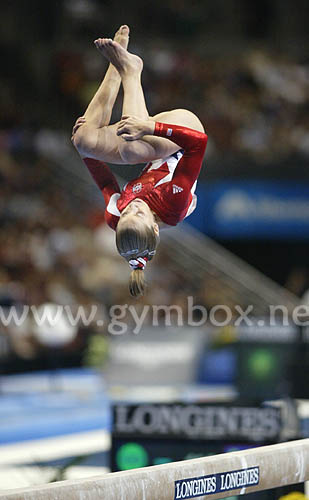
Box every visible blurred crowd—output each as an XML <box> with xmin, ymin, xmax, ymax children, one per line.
<box><xmin>1</xmin><ymin>3</ymin><xmax>309</xmax><ymax>166</ymax></box>
<box><xmin>3</xmin><ymin>44</ymin><xmax>309</xmax><ymax>166</ymax></box>
<box><xmin>1</xmin><ymin>136</ymin><xmax>307</xmax><ymax>374</ymax></box>
<box><xmin>132</xmin><ymin>46</ymin><xmax>309</xmax><ymax>162</ymax></box>
<box><xmin>0</xmin><ymin>139</ymin><xmax>215</xmax><ymax>373</ymax></box>
<box><xmin>1</xmin><ymin>124</ymin><xmax>258</xmax><ymax>373</ymax></box>
<box><xmin>1</xmin><ymin>1</ymin><xmax>309</xmax><ymax>373</ymax></box>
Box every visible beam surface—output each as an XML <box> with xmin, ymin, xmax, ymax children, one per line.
<box><xmin>0</xmin><ymin>439</ymin><xmax>308</xmax><ymax>500</ymax></box>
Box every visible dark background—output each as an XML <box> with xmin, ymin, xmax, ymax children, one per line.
<box><xmin>0</xmin><ymin>0</ymin><xmax>309</xmax><ymax>375</ymax></box>
<box><xmin>1</xmin><ymin>0</ymin><xmax>308</xmax><ymax>288</ymax></box>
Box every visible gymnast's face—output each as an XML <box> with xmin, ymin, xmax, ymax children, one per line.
<box><xmin>118</xmin><ymin>199</ymin><xmax>159</xmax><ymax>235</ymax></box>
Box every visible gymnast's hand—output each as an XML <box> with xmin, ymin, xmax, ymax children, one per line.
<box><xmin>71</xmin><ymin>116</ymin><xmax>86</xmax><ymax>141</ymax></box>
<box><xmin>117</xmin><ymin>115</ymin><xmax>155</xmax><ymax>141</ymax></box>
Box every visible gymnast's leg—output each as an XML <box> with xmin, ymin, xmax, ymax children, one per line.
<box><xmin>72</xmin><ymin>25</ymin><xmax>130</xmax><ymax>163</ymax></box>
<box><xmin>94</xmin><ymin>40</ymin><xmax>205</xmax><ymax>164</ymax></box>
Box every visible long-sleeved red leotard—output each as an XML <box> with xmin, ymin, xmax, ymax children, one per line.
<box><xmin>83</xmin><ymin>122</ymin><xmax>207</xmax><ymax>230</ymax></box>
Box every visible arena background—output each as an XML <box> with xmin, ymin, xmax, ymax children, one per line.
<box><xmin>0</xmin><ymin>1</ymin><xmax>309</xmax><ymax>497</ymax></box>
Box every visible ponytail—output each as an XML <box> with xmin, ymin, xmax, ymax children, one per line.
<box><xmin>129</xmin><ymin>269</ymin><xmax>146</xmax><ymax>297</ymax></box>
<box><xmin>116</xmin><ymin>220</ymin><xmax>159</xmax><ymax>298</ymax></box>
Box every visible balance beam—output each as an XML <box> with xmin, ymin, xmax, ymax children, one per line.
<box><xmin>0</xmin><ymin>439</ymin><xmax>308</xmax><ymax>499</ymax></box>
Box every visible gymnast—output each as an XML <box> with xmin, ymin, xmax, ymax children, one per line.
<box><xmin>72</xmin><ymin>25</ymin><xmax>208</xmax><ymax>297</ymax></box>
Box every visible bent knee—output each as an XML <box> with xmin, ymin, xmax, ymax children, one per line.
<box><xmin>72</xmin><ymin>124</ymin><xmax>98</xmax><ymax>157</ymax></box>
<box><xmin>153</xmin><ymin>108</ymin><xmax>205</xmax><ymax>133</ymax></box>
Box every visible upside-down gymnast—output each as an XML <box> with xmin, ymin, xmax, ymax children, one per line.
<box><xmin>72</xmin><ymin>25</ymin><xmax>208</xmax><ymax>297</ymax></box>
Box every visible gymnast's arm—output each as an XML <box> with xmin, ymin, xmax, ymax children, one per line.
<box><xmin>154</xmin><ymin>122</ymin><xmax>208</xmax><ymax>183</ymax></box>
<box><xmin>117</xmin><ymin>116</ymin><xmax>207</xmax><ymax>159</ymax></box>
<box><xmin>83</xmin><ymin>157</ymin><xmax>120</xmax><ymax>205</ymax></box>
<box><xmin>117</xmin><ymin>116</ymin><xmax>207</xmax><ymax>184</ymax></box>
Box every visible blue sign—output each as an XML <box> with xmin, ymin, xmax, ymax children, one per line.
<box><xmin>174</xmin><ymin>466</ymin><xmax>259</xmax><ymax>499</ymax></box>
<box><xmin>189</xmin><ymin>180</ymin><xmax>309</xmax><ymax>239</ymax></box>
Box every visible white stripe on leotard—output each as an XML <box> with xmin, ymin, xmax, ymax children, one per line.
<box><xmin>106</xmin><ymin>192</ymin><xmax>121</xmax><ymax>216</ymax></box>
<box><xmin>152</xmin><ymin>151</ymin><xmax>184</xmax><ymax>188</ymax></box>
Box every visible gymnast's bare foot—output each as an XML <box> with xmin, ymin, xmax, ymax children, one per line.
<box><xmin>94</xmin><ymin>34</ymin><xmax>143</xmax><ymax>75</ymax></box>
<box><xmin>104</xmin><ymin>24</ymin><xmax>130</xmax><ymax>49</ymax></box>
<box><xmin>94</xmin><ymin>25</ymin><xmax>130</xmax><ymax>62</ymax></box>
<box><xmin>114</xmin><ymin>24</ymin><xmax>130</xmax><ymax>49</ymax></box>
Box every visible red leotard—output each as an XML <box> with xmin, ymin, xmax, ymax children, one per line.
<box><xmin>83</xmin><ymin>122</ymin><xmax>207</xmax><ymax>230</ymax></box>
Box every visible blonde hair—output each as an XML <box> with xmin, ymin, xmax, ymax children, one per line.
<box><xmin>116</xmin><ymin>223</ymin><xmax>159</xmax><ymax>297</ymax></box>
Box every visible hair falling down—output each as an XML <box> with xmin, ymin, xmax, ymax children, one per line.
<box><xmin>129</xmin><ymin>269</ymin><xmax>146</xmax><ymax>297</ymax></box>
<box><xmin>116</xmin><ymin>224</ymin><xmax>159</xmax><ymax>298</ymax></box>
